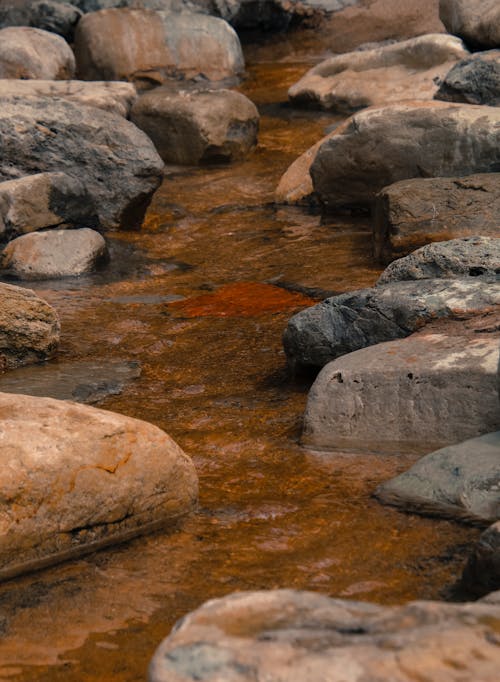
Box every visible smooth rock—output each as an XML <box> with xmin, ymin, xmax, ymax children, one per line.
<box><xmin>310</xmin><ymin>102</ymin><xmax>500</xmax><ymax>210</ymax></box>
<box><xmin>149</xmin><ymin>589</ymin><xmax>500</xmax><ymax>682</ymax></box>
<box><xmin>374</xmin><ymin>173</ymin><xmax>500</xmax><ymax>263</ymax></box>
<box><xmin>0</xmin><ymin>26</ymin><xmax>75</xmax><ymax>79</ymax></box>
<box><xmin>375</xmin><ymin>432</ymin><xmax>500</xmax><ymax>522</ymax></box>
<box><xmin>131</xmin><ymin>86</ymin><xmax>258</xmax><ymax>165</ymax></box>
<box><xmin>435</xmin><ymin>50</ymin><xmax>500</xmax><ymax>106</ymax></box>
<box><xmin>0</xmin><ymin>1</ymin><xmax>82</xmax><ymax>40</ymax></box>
<box><xmin>275</xmin><ymin>135</ymin><xmax>326</xmax><ymax>205</ymax></box>
<box><xmin>439</xmin><ymin>0</ymin><xmax>500</xmax><ymax>49</ymax></box>
<box><xmin>0</xmin><ymin>282</ymin><xmax>60</xmax><ymax>369</ymax></box>
<box><xmin>377</xmin><ymin>237</ymin><xmax>500</xmax><ymax>285</ymax></box>
<box><xmin>0</xmin><ymin>392</ymin><xmax>198</xmax><ymax>580</ymax></box>
<box><xmin>0</xmin><ymin>97</ymin><xmax>164</xmax><ymax>230</ymax></box>
<box><xmin>461</xmin><ymin>520</ymin><xmax>500</xmax><ymax>596</ymax></box>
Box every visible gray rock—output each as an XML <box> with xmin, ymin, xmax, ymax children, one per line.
<box><xmin>0</xmin><ymin>26</ymin><xmax>75</xmax><ymax>79</ymax></box>
<box><xmin>375</xmin><ymin>432</ymin><xmax>500</xmax><ymax>523</ymax></box>
<box><xmin>439</xmin><ymin>0</ymin><xmax>500</xmax><ymax>49</ymax></box>
<box><xmin>0</xmin><ymin>1</ymin><xmax>82</xmax><ymax>41</ymax></box>
<box><xmin>435</xmin><ymin>50</ymin><xmax>500</xmax><ymax>106</ymax></box>
<box><xmin>461</xmin><ymin>521</ymin><xmax>500</xmax><ymax>596</ymax></box>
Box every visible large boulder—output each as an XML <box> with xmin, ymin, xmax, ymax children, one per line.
<box><xmin>0</xmin><ymin>97</ymin><xmax>164</xmax><ymax>230</ymax></box>
<box><xmin>0</xmin><ymin>392</ymin><xmax>198</xmax><ymax>581</ymax></box>
<box><xmin>461</xmin><ymin>521</ymin><xmax>500</xmax><ymax>596</ymax></box>
<box><xmin>373</xmin><ymin>173</ymin><xmax>500</xmax><ymax>263</ymax></box>
<box><xmin>439</xmin><ymin>0</ymin><xmax>500</xmax><ymax>49</ymax></box>
<box><xmin>435</xmin><ymin>50</ymin><xmax>500</xmax><ymax>106</ymax></box>
<box><xmin>0</xmin><ymin>26</ymin><xmax>75</xmax><ymax>79</ymax></box>
<box><xmin>310</xmin><ymin>102</ymin><xmax>500</xmax><ymax>210</ymax></box>
<box><xmin>0</xmin><ymin>1</ymin><xmax>82</xmax><ymax>41</ymax></box>
<box><xmin>289</xmin><ymin>34</ymin><xmax>468</xmax><ymax>113</ymax></box>
<box><xmin>375</xmin><ymin>432</ymin><xmax>500</xmax><ymax>523</ymax></box>
<box><xmin>149</xmin><ymin>589</ymin><xmax>500</xmax><ymax>682</ymax></box>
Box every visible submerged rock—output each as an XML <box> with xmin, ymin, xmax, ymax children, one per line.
<box><xmin>461</xmin><ymin>521</ymin><xmax>500</xmax><ymax>596</ymax></box>
<box><xmin>0</xmin><ymin>26</ymin><xmax>75</xmax><ymax>79</ymax></box>
<box><xmin>439</xmin><ymin>0</ymin><xmax>500</xmax><ymax>49</ymax></box>
<box><xmin>0</xmin><ymin>1</ymin><xmax>82</xmax><ymax>41</ymax></box>
<box><xmin>435</xmin><ymin>50</ymin><xmax>500</xmax><ymax>106</ymax></box>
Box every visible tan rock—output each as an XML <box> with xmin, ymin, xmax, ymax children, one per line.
<box><xmin>0</xmin><ymin>26</ymin><xmax>75</xmax><ymax>79</ymax></box>
<box><xmin>440</xmin><ymin>0</ymin><xmax>500</xmax><ymax>49</ymax></box>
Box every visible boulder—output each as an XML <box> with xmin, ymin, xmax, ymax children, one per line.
<box><xmin>0</xmin><ymin>1</ymin><xmax>82</xmax><ymax>41</ymax></box>
<box><xmin>0</xmin><ymin>392</ymin><xmax>198</xmax><ymax>581</ymax></box>
<box><xmin>0</xmin><ymin>282</ymin><xmax>60</xmax><ymax>369</ymax></box>
<box><xmin>131</xmin><ymin>86</ymin><xmax>258</xmax><ymax>165</ymax></box>
<box><xmin>149</xmin><ymin>589</ymin><xmax>500</xmax><ymax>682</ymax></box>
<box><xmin>375</xmin><ymin>432</ymin><xmax>500</xmax><ymax>523</ymax></box>
<box><xmin>0</xmin><ymin>26</ymin><xmax>75</xmax><ymax>79</ymax></box>
<box><xmin>435</xmin><ymin>50</ymin><xmax>500</xmax><ymax>106</ymax></box>
<box><xmin>310</xmin><ymin>102</ymin><xmax>500</xmax><ymax>210</ymax></box>
<box><xmin>461</xmin><ymin>521</ymin><xmax>500</xmax><ymax>596</ymax></box>
<box><xmin>377</xmin><ymin>237</ymin><xmax>500</xmax><ymax>285</ymax></box>
<box><xmin>275</xmin><ymin>134</ymin><xmax>329</xmax><ymax>205</ymax></box>
<box><xmin>289</xmin><ymin>34</ymin><xmax>468</xmax><ymax>113</ymax></box>
<box><xmin>439</xmin><ymin>0</ymin><xmax>500</xmax><ymax>49</ymax></box>
<box><xmin>374</xmin><ymin>173</ymin><xmax>500</xmax><ymax>263</ymax></box>
<box><xmin>0</xmin><ymin>97</ymin><xmax>164</xmax><ymax>230</ymax></box>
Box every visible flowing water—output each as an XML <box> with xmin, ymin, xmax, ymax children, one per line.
<box><xmin>0</xmin><ymin>33</ymin><xmax>478</xmax><ymax>682</ymax></box>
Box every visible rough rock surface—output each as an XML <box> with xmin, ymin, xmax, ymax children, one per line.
<box><xmin>0</xmin><ymin>392</ymin><xmax>198</xmax><ymax>580</ymax></box>
<box><xmin>149</xmin><ymin>589</ymin><xmax>500</xmax><ymax>682</ymax></box>
<box><xmin>131</xmin><ymin>86</ymin><xmax>259</xmax><ymax>165</ymax></box>
<box><xmin>310</xmin><ymin>102</ymin><xmax>500</xmax><ymax>210</ymax></box>
<box><xmin>435</xmin><ymin>50</ymin><xmax>500</xmax><ymax>106</ymax></box>
<box><xmin>284</xmin><ymin>278</ymin><xmax>500</xmax><ymax>371</ymax></box>
<box><xmin>0</xmin><ymin>26</ymin><xmax>75</xmax><ymax>79</ymax></box>
<box><xmin>289</xmin><ymin>34</ymin><xmax>468</xmax><ymax>113</ymax></box>
<box><xmin>0</xmin><ymin>282</ymin><xmax>60</xmax><ymax>369</ymax></box>
<box><xmin>0</xmin><ymin>97</ymin><xmax>164</xmax><ymax>230</ymax></box>
<box><xmin>461</xmin><ymin>520</ymin><xmax>500</xmax><ymax>596</ymax></box>
<box><xmin>439</xmin><ymin>0</ymin><xmax>500</xmax><ymax>49</ymax></box>
<box><xmin>375</xmin><ymin>432</ymin><xmax>500</xmax><ymax>523</ymax></box>
<box><xmin>0</xmin><ymin>1</ymin><xmax>82</xmax><ymax>40</ymax></box>
<box><xmin>377</xmin><ymin>237</ymin><xmax>500</xmax><ymax>285</ymax></box>
<box><xmin>374</xmin><ymin>173</ymin><xmax>500</xmax><ymax>263</ymax></box>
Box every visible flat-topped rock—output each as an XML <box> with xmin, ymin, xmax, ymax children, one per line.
<box><xmin>461</xmin><ymin>520</ymin><xmax>500</xmax><ymax>596</ymax></box>
<box><xmin>0</xmin><ymin>1</ymin><xmax>82</xmax><ymax>41</ymax></box>
<box><xmin>435</xmin><ymin>50</ymin><xmax>500</xmax><ymax>106</ymax></box>
<box><xmin>440</xmin><ymin>0</ymin><xmax>500</xmax><ymax>49</ymax></box>
<box><xmin>0</xmin><ymin>26</ymin><xmax>75</xmax><ymax>79</ymax></box>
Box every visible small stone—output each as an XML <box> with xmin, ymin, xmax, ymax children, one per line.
<box><xmin>435</xmin><ymin>50</ymin><xmax>500</xmax><ymax>106</ymax></box>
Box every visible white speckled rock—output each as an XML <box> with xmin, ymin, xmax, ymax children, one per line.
<box><xmin>0</xmin><ymin>26</ymin><xmax>75</xmax><ymax>79</ymax></box>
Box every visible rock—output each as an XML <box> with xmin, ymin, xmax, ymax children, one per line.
<box><xmin>0</xmin><ymin>282</ymin><xmax>60</xmax><ymax>369</ymax></box>
<box><xmin>275</xmin><ymin>136</ymin><xmax>325</xmax><ymax>205</ymax></box>
<box><xmin>0</xmin><ymin>79</ymin><xmax>137</xmax><ymax>117</ymax></box>
<box><xmin>283</xmin><ymin>279</ymin><xmax>500</xmax><ymax>372</ymax></box>
<box><xmin>74</xmin><ymin>8</ymin><xmax>244</xmax><ymax>87</ymax></box>
<box><xmin>310</xmin><ymin>102</ymin><xmax>500</xmax><ymax>210</ymax></box>
<box><xmin>131</xmin><ymin>86</ymin><xmax>258</xmax><ymax>165</ymax></box>
<box><xmin>373</xmin><ymin>173</ymin><xmax>500</xmax><ymax>263</ymax></box>
<box><xmin>289</xmin><ymin>34</ymin><xmax>468</xmax><ymax>113</ymax></box>
<box><xmin>0</xmin><ymin>26</ymin><xmax>75</xmax><ymax>79</ymax></box>
<box><xmin>375</xmin><ymin>432</ymin><xmax>500</xmax><ymax>522</ymax></box>
<box><xmin>0</xmin><ymin>392</ymin><xmax>198</xmax><ymax>580</ymax></box>
<box><xmin>377</xmin><ymin>237</ymin><xmax>500</xmax><ymax>285</ymax></box>
<box><xmin>461</xmin><ymin>521</ymin><xmax>500</xmax><ymax>596</ymax></box>
<box><xmin>149</xmin><ymin>589</ymin><xmax>500</xmax><ymax>682</ymax></box>
<box><xmin>435</xmin><ymin>50</ymin><xmax>500</xmax><ymax>106</ymax></box>
<box><xmin>0</xmin><ymin>97</ymin><xmax>164</xmax><ymax>230</ymax></box>
<box><xmin>439</xmin><ymin>0</ymin><xmax>500</xmax><ymax>49</ymax></box>
<box><xmin>0</xmin><ymin>1</ymin><xmax>82</xmax><ymax>41</ymax></box>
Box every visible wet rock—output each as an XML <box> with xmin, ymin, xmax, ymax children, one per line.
<box><xmin>373</xmin><ymin>173</ymin><xmax>500</xmax><ymax>263</ymax></box>
<box><xmin>149</xmin><ymin>589</ymin><xmax>500</xmax><ymax>682</ymax></box>
<box><xmin>131</xmin><ymin>86</ymin><xmax>259</xmax><ymax>165</ymax></box>
<box><xmin>275</xmin><ymin>136</ymin><xmax>325</xmax><ymax>205</ymax></box>
<box><xmin>310</xmin><ymin>102</ymin><xmax>500</xmax><ymax>210</ymax></box>
<box><xmin>461</xmin><ymin>521</ymin><xmax>500</xmax><ymax>596</ymax></box>
<box><xmin>0</xmin><ymin>97</ymin><xmax>164</xmax><ymax>230</ymax></box>
<box><xmin>0</xmin><ymin>26</ymin><xmax>75</xmax><ymax>79</ymax></box>
<box><xmin>289</xmin><ymin>34</ymin><xmax>468</xmax><ymax>113</ymax></box>
<box><xmin>435</xmin><ymin>50</ymin><xmax>500</xmax><ymax>106</ymax></box>
<box><xmin>377</xmin><ymin>237</ymin><xmax>500</xmax><ymax>285</ymax></box>
<box><xmin>0</xmin><ymin>282</ymin><xmax>60</xmax><ymax>369</ymax></box>
<box><xmin>283</xmin><ymin>279</ymin><xmax>500</xmax><ymax>372</ymax></box>
<box><xmin>0</xmin><ymin>1</ymin><xmax>82</xmax><ymax>41</ymax></box>
<box><xmin>375</xmin><ymin>432</ymin><xmax>500</xmax><ymax>522</ymax></box>
<box><xmin>439</xmin><ymin>0</ymin><xmax>500</xmax><ymax>49</ymax></box>
<box><xmin>0</xmin><ymin>392</ymin><xmax>198</xmax><ymax>581</ymax></box>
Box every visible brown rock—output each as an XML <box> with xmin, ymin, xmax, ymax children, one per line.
<box><xmin>0</xmin><ymin>26</ymin><xmax>75</xmax><ymax>79</ymax></box>
<box><xmin>440</xmin><ymin>0</ymin><xmax>500</xmax><ymax>49</ymax></box>
<box><xmin>461</xmin><ymin>520</ymin><xmax>500</xmax><ymax>596</ymax></box>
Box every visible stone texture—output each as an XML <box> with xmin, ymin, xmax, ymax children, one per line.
<box><xmin>461</xmin><ymin>520</ymin><xmax>500</xmax><ymax>596</ymax></box>
<box><xmin>131</xmin><ymin>86</ymin><xmax>259</xmax><ymax>165</ymax></box>
<box><xmin>275</xmin><ymin>135</ymin><xmax>325</xmax><ymax>205</ymax></box>
<box><xmin>377</xmin><ymin>237</ymin><xmax>500</xmax><ymax>285</ymax></box>
<box><xmin>0</xmin><ymin>97</ymin><xmax>164</xmax><ymax>230</ymax></box>
<box><xmin>289</xmin><ymin>34</ymin><xmax>468</xmax><ymax>113</ymax></box>
<box><xmin>375</xmin><ymin>432</ymin><xmax>500</xmax><ymax>523</ymax></box>
<box><xmin>0</xmin><ymin>26</ymin><xmax>75</xmax><ymax>79</ymax></box>
<box><xmin>310</xmin><ymin>102</ymin><xmax>500</xmax><ymax>210</ymax></box>
<box><xmin>0</xmin><ymin>1</ymin><xmax>82</xmax><ymax>41</ymax></box>
<box><xmin>435</xmin><ymin>50</ymin><xmax>500</xmax><ymax>106</ymax></box>
<box><xmin>374</xmin><ymin>173</ymin><xmax>500</xmax><ymax>263</ymax></box>
<box><xmin>0</xmin><ymin>282</ymin><xmax>60</xmax><ymax>369</ymax></box>
<box><xmin>440</xmin><ymin>0</ymin><xmax>500</xmax><ymax>49</ymax></box>
<box><xmin>0</xmin><ymin>392</ymin><xmax>198</xmax><ymax>581</ymax></box>
<box><xmin>149</xmin><ymin>589</ymin><xmax>500</xmax><ymax>682</ymax></box>
<box><xmin>302</xmin><ymin>319</ymin><xmax>500</xmax><ymax>453</ymax></box>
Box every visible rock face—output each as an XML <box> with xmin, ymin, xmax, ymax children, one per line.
<box><xmin>131</xmin><ymin>87</ymin><xmax>259</xmax><ymax>165</ymax></box>
<box><xmin>0</xmin><ymin>97</ymin><xmax>164</xmax><ymax>230</ymax></box>
<box><xmin>0</xmin><ymin>1</ymin><xmax>82</xmax><ymax>40</ymax></box>
<box><xmin>375</xmin><ymin>432</ymin><xmax>500</xmax><ymax>523</ymax></box>
<box><xmin>435</xmin><ymin>50</ymin><xmax>500</xmax><ymax>106</ymax></box>
<box><xmin>310</xmin><ymin>102</ymin><xmax>500</xmax><ymax>210</ymax></box>
<box><xmin>283</xmin><ymin>279</ymin><xmax>500</xmax><ymax>372</ymax></box>
<box><xmin>0</xmin><ymin>282</ymin><xmax>60</xmax><ymax>369</ymax></box>
<box><xmin>149</xmin><ymin>589</ymin><xmax>500</xmax><ymax>682</ymax></box>
<box><xmin>439</xmin><ymin>0</ymin><xmax>500</xmax><ymax>49</ymax></box>
<box><xmin>0</xmin><ymin>26</ymin><xmax>75</xmax><ymax>79</ymax></box>
<box><xmin>289</xmin><ymin>34</ymin><xmax>468</xmax><ymax>113</ymax></box>
<box><xmin>0</xmin><ymin>392</ymin><xmax>198</xmax><ymax>581</ymax></box>
<box><xmin>377</xmin><ymin>237</ymin><xmax>500</xmax><ymax>285</ymax></box>
<box><xmin>461</xmin><ymin>521</ymin><xmax>500</xmax><ymax>596</ymax></box>
<box><xmin>373</xmin><ymin>173</ymin><xmax>500</xmax><ymax>263</ymax></box>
